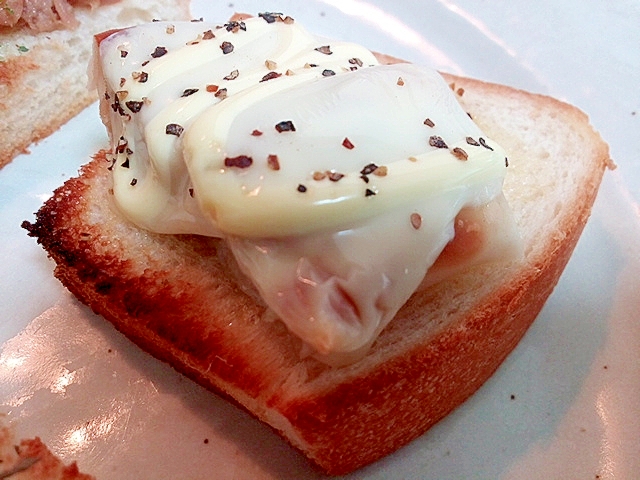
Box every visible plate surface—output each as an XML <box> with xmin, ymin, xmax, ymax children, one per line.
<box><xmin>1</xmin><ymin>1</ymin><xmax>639</xmax><ymax>478</ymax></box>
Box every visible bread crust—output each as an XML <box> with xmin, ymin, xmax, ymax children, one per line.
<box><xmin>23</xmin><ymin>72</ymin><xmax>610</xmax><ymax>474</ymax></box>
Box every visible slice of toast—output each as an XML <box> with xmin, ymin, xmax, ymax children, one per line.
<box><xmin>23</xmin><ymin>72</ymin><xmax>611</xmax><ymax>474</ymax></box>
<box><xmin>0</xmin><ymin>0</ymin><xmax>191</xmax><ymax>168</ymax></box>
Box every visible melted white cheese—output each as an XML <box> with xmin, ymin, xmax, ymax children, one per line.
<box><xmin>96</xmin><ymin>16</ymin><xmax>514</xmax><ymax>363</ymax></box>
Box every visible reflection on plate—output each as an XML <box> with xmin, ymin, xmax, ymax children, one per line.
<box><xmin>1</xmin><ymin>1</ymin><xmax>639</xmax><ymax>478</ymax></box>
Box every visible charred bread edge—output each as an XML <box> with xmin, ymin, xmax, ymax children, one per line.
<box><xmin>22</xmin><ymin>72</ymin><xmax>611</xmax><ymax>475</ymax></box>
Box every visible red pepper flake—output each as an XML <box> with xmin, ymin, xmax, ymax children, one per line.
<box><xmin>373</xmin><ymin>166</ymin><xmax>388</xmax><ymax>176</ymax></box>
<box><xmin>260</xmin><ymin>71</ymin><xmax>281</xmax><ymax>82</ymax></box>
<box><xmin>267</xmin><ymin>154</ymin><xmax>280</xmax><ymax>170</ymax></box>
<box><xmin>206</xmin><ymin>84</ymin><xmax>219</xmax><ymax>93</ymax></box>
<box><xmin>429</xmin><ymin>135</ymin><xmax>448</xmax><ymax>149</ymax></box>
<box><xmin>119</xmin><ymin>77</ymin><xmax>126</xmax><ymax>88</ymax></box>
<box><xmin>251</xmin><ymin>129</ymin><xmax>263</xmax><ymax>136</ymax></box>
<box><xmin>342</xmin><ymin>137</ymin><xmax>355</xmax><ymax>149</ymax></box>
<box><xmin>275</xmin><ymin>120</ymin><xmax>296</xmax><ymax>132</ymax></box>
<box><xmin>466</xmin><ymin>136</ymin><xmax>480</xmax><ymax>146</ymax></box>
<box><xmin>224</xmin><ymin>69</ymin><xmax>240</xmax><ymax>81</ymax></box>
<box><xmin>132</xmin><ymin>71</ymin><xmax>148</xmax><ymax>83</ymax></box>
<box><xmin>322</xmin><ymin>69</ymin><xmax>336</xmax><ymax>77</ymax></box>
<box><xmin>360</xmin><ymin>163</ymin><xmax>378</xmax><ymax>175</ymax></box>
<box><xmin>297</xmin><ymin>184</ymin><xmax>307</xmax><ymax>193</ymax></box>
<box><xmin>479</xmin><ymin>137</ymin><xmax>494</xmax><ymax>151</ymax></box>
<box><xmin>166</xmin><ymin>123</ymin><xmax>184</xmax><ymax>136</ymax></box>
<box><xmin>224</xmin><ymin>155</ymin><xmax>253</xmax><ymax>168</ymax></box>
<box><xmin>115</xmin><ymin>136</ymin><xmax>128</xmax><ymax>154</ymax></box>
<box><xmin>365</xmin><ymin>188</ymin><xmax>376</xmax><ymax>197</ymax></box>
<box><xmin>423</xmin><ymin>118</ymin><xmax>435</xmax><ymax>127</ymax></box>
<box><xmin>215</xmin><ymin>88</ymin><xmax>228</xmax><ymax>100</ymax></box>
<box><xmin>189</xmin><ymin>188</ymin><xmax>194</xmax><ymax>197</ymax></box>
<box><xmin>120</xmin><ymin>157</ymin><xmax>130</xmax><ymax>168</ymax></box>
<box><xmin>120</xmin><ymin>50</ymin><xmax>128</xmax><ymax>58</ymax></box>
<box><xmin>141</xmin><ymin>60</ymin><xmax>150</xmax><ymax>67</ymax></box>
<box><xmin>130</xmin><ymin>178</ymin><xmax>138</xmax><ymax>186</ymax></box>
<box><xmin>283</xmin><ymin>16</ymin><xmax>295</xmax><ymax>24</ymax></box>
<box><xmin>348</xmin><ymin>57</ymin><xmax>363</xmax><ymax>67</ymax></box>
<box><xmin>315</xmin><ymin>45</ymin><xmax>332</xmax><ymax>55</ymax></box>
<box><xmin>451</xmin><ymin>147</ymin><xmax>468</xmax><ymax>160</ymax></box>
<box><xmin>456</xmin><ymin>87</ymin><xmax>465</xmax><ymax>96</ymax></box>
<box><xmin>410</xmin><ymin>213</ymin><xmax>422</xmax><ymax>230</ymax></box>
<box><xmin>202</xmin><ymin>29</ymin><xmax>215</xmax><ymax>40</ymax></box>
<box><xmin>328</xmin><ymin>171</ymin><xmax>344</xmax><ymax>182</ymax></box>
<box><xmin>110</xmin><ymin>96</ymin><xmax>125</xmax><ymax>116</ymax></box>
<box><xmin>265</xmin><ymin>59</ymin><xmax>277</xmax><ymax>70</ymax></box>
<box><xmin>220</xmin><ymin>41</ymin><xmax>234</xmax><ymax>54</ymax></box>
<box><xmin>125</xmin><ymin>100</ymin><xmax>143</xmax><ymax>113</ymax></box>
<box><xmin>182</xmin><ymin>88</ymin><xmax>199</xmax><ymax>97</ymax></box>
<box><xmin>505</xmin><ymin>157</ymin><xmax>509</xmax><ymax>167</ymax></box>
<box><xmin>151</xmin><ymin>46</ymin><xmax>167</xmax><ymax>58</ymax></box>
<box><xmin>397</xmin><ymin>77</ymin><xmax>405</xmax><ymax>86</ymax></box>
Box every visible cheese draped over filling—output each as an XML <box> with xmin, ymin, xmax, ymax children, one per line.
<box><xmin>96</xmin><ymin>15</ymin><xmax>516</xmax><ymax>365</ymax></box>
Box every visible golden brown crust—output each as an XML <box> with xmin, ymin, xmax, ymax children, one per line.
<box><xmin>23</xmin><ymin>73</ymin><xmax>611</xmax><ymax>474</ymax></box>
<box><xmin>24</xmin><ymin>155</ymin><xmax>307</xmax><ymax>398</ymax></box>
<box><xmin>0</xmin><ymin>55</ymin><xmax>42</xmax><ymax>166</ymax></box>
<box><xmin>276</xmin><ymin>191</ymin><xmax>594</xmax><ymax>473</ymax></box>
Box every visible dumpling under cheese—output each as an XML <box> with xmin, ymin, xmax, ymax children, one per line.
<box><xmin>95</xmin><ymin>15</ymin><xmax>522</xmax><ymax>365</ymax></box>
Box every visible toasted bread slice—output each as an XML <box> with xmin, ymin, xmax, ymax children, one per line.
<box><xmin>23</xmin><ymin>71</ymin><xmax>611</xmax><ymax>474</ymax></box>
<box><xmin>0</xmin><ymin>0</ymin><xmax>190</xmax><ymax>168</ymax></box>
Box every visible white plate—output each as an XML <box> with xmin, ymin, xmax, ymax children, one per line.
<box><xmin>1</xmin><ymin>1</ymin><xmax>639</xmax><ymax>478</ymax></box>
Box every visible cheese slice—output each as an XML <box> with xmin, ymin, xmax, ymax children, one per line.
<box><xmin>95</xmin><ymin>15</ymin><xmax>520</xmax><ymax>364</ymax></box>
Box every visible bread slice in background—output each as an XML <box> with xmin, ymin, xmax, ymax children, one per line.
<box><xmin>0</xmin><ymin>419</ymin><xmax>94</xmax><ymax>479</ymax></box>
<box><xmin>23</xmin><ymin>69</ymin><xmax>611</xmax><ymax>474</ymax></box>
<box><xmin>0</xmin><ymin>0</ymin><xmax>191</xmax><ymax>168</ymax></box>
